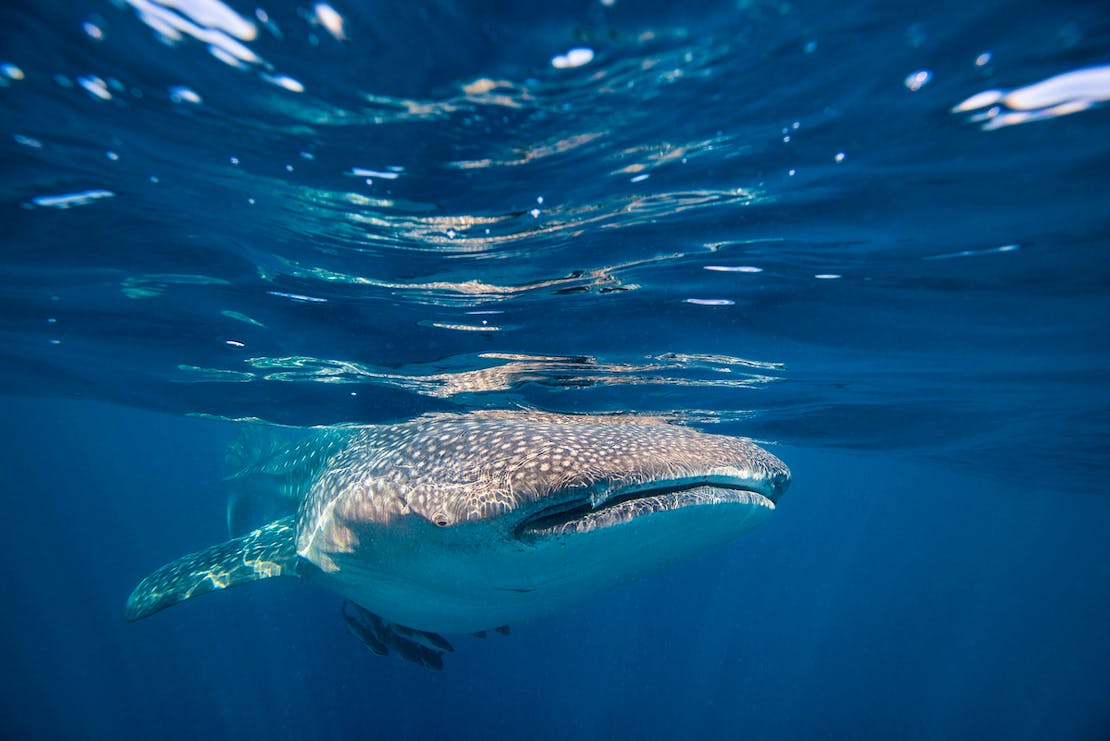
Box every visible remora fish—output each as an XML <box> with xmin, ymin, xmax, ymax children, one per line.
<box><xmin>126</xmin><ymin>410</ymin><xmax>790</xmax><ymax>668</ymax></box>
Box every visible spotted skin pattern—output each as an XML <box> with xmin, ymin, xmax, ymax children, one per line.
<box><xmin>296</xmin><ymin>410</ymin><xmax>789</xmax><ymax>568</ymax></box>
<box><xmin>126</xmin><ymin>410</ymin><xmax>790</xmax><ymax>664</ymax></box>
<box><xmin>125</xmin><ymin>517</ymin><xmax>300</xmax><ymax>621</ymax></box>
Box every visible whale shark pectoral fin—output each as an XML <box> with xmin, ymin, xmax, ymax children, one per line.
<box><xmin>340</xmin><ymin>601</ymin><xmax>450</xmax><ymax>671</ymax></box>
<box><xmin>391</xmin><ymin>622</ymin><xmax>454</xmax><ymax>653</ymax></box>
<box><xmin>341</xmin><ymin>601</ymin><xmax>390</xmax><ymax>656</ymax></box>
<box><xmin>125</xmin><ymin>516</ymin><xmax>299</xmax><ymax>622</ymax></box>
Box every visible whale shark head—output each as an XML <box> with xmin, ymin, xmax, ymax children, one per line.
<box><xmin>296</xmin><ymin>411</ymin><xmax>790</xmax><ymax>633</ymax></box>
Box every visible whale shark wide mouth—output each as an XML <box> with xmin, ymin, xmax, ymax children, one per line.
<box><xmin>514</xmin><ymin>480</ymin><xmax>775</xmax><ymax>541</ymax></box>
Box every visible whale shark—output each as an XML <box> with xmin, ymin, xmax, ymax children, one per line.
<box><xmin>126</xmin><ymin>410</ymin><xmax>790</xmax><ymax>669</ymax></box>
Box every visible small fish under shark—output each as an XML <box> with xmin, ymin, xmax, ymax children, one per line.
<box><xmin>126</xmin><ymin>410</ymin><xmax>790</xmax><ymax>669</ymax></box>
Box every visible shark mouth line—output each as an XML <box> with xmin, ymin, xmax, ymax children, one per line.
<box><xmin>514</xmin><ymin>481</ymin><xmax>775</xmax><ymax>541</ymax></box>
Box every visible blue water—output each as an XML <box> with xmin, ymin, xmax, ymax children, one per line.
<box><xmin>2</xmin><ymin>0</ymin><xmax>1109</xmax><ymax>738</ymax></box>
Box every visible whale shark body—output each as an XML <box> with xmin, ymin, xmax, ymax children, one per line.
<box><xmin>127</xmin><ymin>410</ymin><xmax>790</xmax><ymax>668</ymax></box>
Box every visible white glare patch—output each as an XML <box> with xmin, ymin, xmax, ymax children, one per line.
<box><xmin>313</xmin><ymin>3</ymin><xmax>346</xmax><ymax>40</ymax></box>
<box><xmin>629</xmin><ymin>173</ymin><xmax>650</xmax><ymax>183</ymax></box>
<box><xmin>1</xmin><ymin>63</ymin><xmax>24</xmax><ymax>80</ymax></box>
<box><xmin>951</xmin><ymin>89</ymin><xmax>1003</xmax><ymax>112</ymax></box>
<box><xmin>261</xmin><ymin>73</ymin><xmax>304</xmax><ymax>92</ymax></box>
<box><xmin>952</xmin><ymin>65</ymin><xmax>1110</xmax><ymax>129</ymax></box>
<box><xmin>77</xmin><ymin>75</ymin><xmax>112</xmax><ymax>100</ymax></box>
<box><xmin>684</xmin><ymin>298</ymin><xmax>735</xmax><ymax>306</ymax></box>
<box><xmin>14</xmin><ymin>134</ymin><xmax>43</xmax><ymax>148</ymax></box>
<box><xmin>124</xmin><ymin>0</ymin><xmax>268</xmax><ymax>77</ymax></box>
<box><xmin>905</xmin><ymin>69</ymin><xmax>932</xmax><ymax>91</ymax></box>
<box><xmin>705</xmin><ymin>265</ymin><xmax>762</xmax><ymax>273</ymax></box>
<box><xmin>834</xmin><ymin>152</ymin><xmax>846</xmax><ymax>163</ymax></box>
<box><xmin>31</xmin><ymin>189</ymin><xmax>115</xmax><ymax>208</ymax></box>
<box><xmin>814</xmin><ymin>273</ymin><xmax>841</xmax><ymax>280</ymax></box>
<box><xmin>208</xmin><ymin>45</ymin><xmax>245</xmax><ymax>67</ymax></box>
<box><xmin>551</xmin><ymin>47</ymin><xmax>594</xmax><ymax>69</ymax></box>
<box><xmin>347</xmin><ymin>167</ymin><xmax>399</xmax><ymax>179</ymax></box>
<box><xmin>169</xmin><ymin>85</ymin><xmax>202</xmax><ymax>103</ymax></box>
<box><xmin>429</xmin><ymin>322</ymin><xmax>501</xmax><ymax>332</ymax></box>
<box><xmin>139</xmin><ymin>13</ymin><xmax>183</xmax><ymax>42</ymax></box>
<box><xmin>923</xmin><ymin>244</ymin><xmax>1020</xmax><ymax>261</ymax></box>
<box><xmin>151</xmin><ymin>0</ymin><xmax>257</xmax><ymax>41</ymax></box>
<box><xmin>975</xmin><ymin>52</ymin><xmax>992</xmax><ymax>67</ymax></box>
<box><xmin>225</xmin><ymin>339</ymin><xmax>245</xmax><ymax>347</ymax></box>
<box><xmin>215</xmin><ymin>33</ymin><xmax>260</xmax><ymax>62</ymax></box>
<box><xmin>83</xmin><ymin>21</ymin><xmax>105</xmax><ymax>40</ymax></box>
<box><xmin>1005</xmin><ymin>66</ymin><xmax>1110</xmax><ymax>109</ymax></box>
<box><xmin>267</xmin><ymin>290</ymin><xmax>327</xmax><ymax>303</ymax></box>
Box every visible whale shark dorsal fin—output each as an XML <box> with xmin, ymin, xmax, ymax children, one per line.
<box><xmin>225</xmin><ymin>427</ymin><xmax>350</xmax><ymax>536</ymax></box>
<box><xmin>125</xmin><ymin>516</ymin><xmax>299</xmax><ymax>622</ymax></box>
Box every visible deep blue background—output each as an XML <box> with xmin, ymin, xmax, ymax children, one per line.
<box><xmin>2</xmin><ymin>0</ymin><xmax>1109</xmax><ymax>738</ymax></box>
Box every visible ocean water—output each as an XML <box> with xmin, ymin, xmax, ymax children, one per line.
<box><xmin>2</xmin><ymin>0</ymin><xmax>1109</xmax><ymax>738</ymax></box>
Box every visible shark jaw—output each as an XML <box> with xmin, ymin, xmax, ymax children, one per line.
<box><xmin>514</xmin><ymin>477</ymin><xmax>777</xmax><ymax>541</ymax></box>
